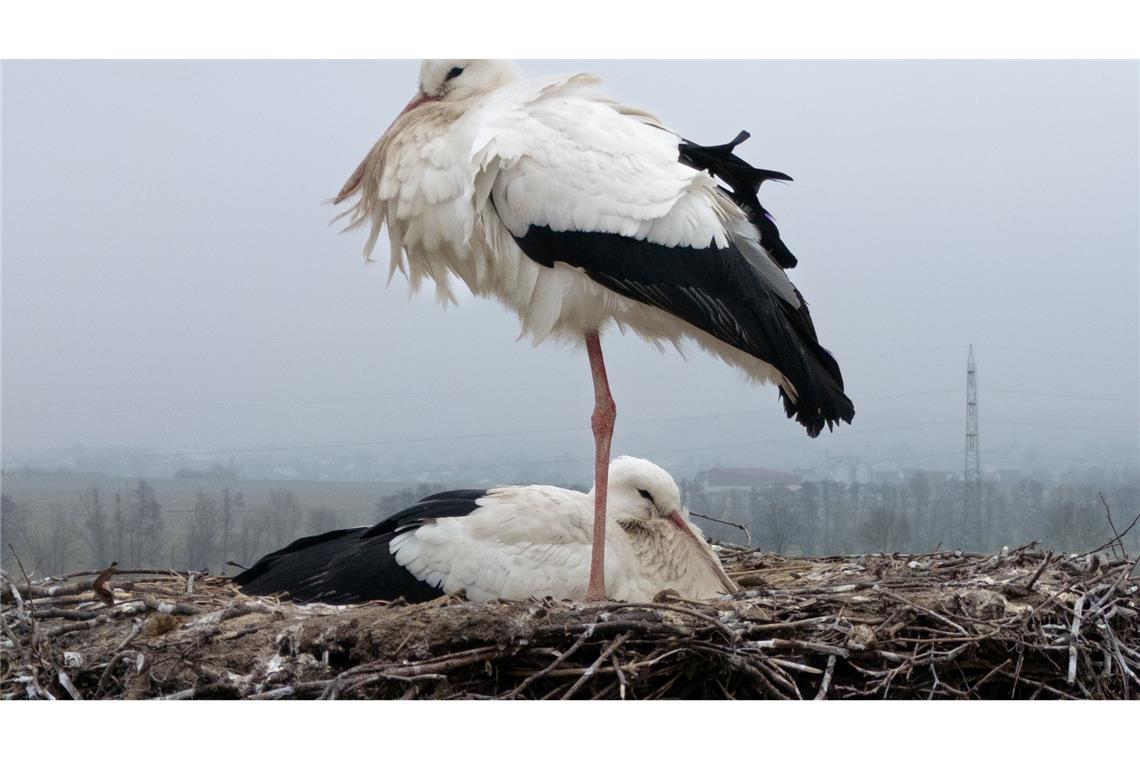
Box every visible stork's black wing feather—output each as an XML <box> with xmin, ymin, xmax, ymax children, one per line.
<box><xmin>362</xmin><ymin>490</ymin><xmax>490</xmax><ymax>538</ymax></box>
<box><xmin>679</xmin><ymin>131</ymin><xmax>798</xmax><ymax>269</ymax></box>
<box><xmin>512</xmin><ymin>225</ymin><xmax>852</xmax><ymax>436</ymax></box>
<box><xmin>233</xmin><ymin>489</ymin><xmax>488</xmax><ymax>604</ymax></box>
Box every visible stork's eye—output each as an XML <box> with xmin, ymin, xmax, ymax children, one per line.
<box><xmin>445</xmin><ymin>66</ymin><xmax>464</xmax><ymax>81</ymax></box>
<box><xmin>637</xmin><ymin>489</ymin><xmax>656</xmax><ymax>504</ymax></box>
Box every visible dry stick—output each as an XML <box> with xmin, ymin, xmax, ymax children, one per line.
<box><xmin>726</xmin><ymin>655</ymin><xmax>788</xmax><ymax>699</ymax></box>
<box><xmin>600</xmin><ymin>601</ymin><xmax>737</xmax><ymax>641</ymax></box>
<box><xmin>34</xmin><ymin>597</ymin><xmax>202</xmax><ymax>621</ymax></box>
<box><xmin>750</xmin><ymin>638</ymin><xmax>849</xmax><ymax>658</ymax></box>
<box><xmin>57</xmin><ymin>671</ymin><xmax>82</xmax><ymax>700</ymax></box>
<box><xmin>768</xmin><ymin>657</ymin><xmax>823</xmax><ymax>676</ymax></box>
<box><xmin>1024</xmin><ymin>550</ymin><xmax>1054</xmax><ymax>593</ymax></box>
<box><xmin>50</xmin><ymin>567</ymin><xmax>188</xmax><ymax>581</ymax></box>
<box><xmin>338</xmin><ymin>672</ymin><xmax>446</xmax><ymax>699</ymax></box>
<box><xmin>561</xmin><ymin>632</ymin><xmax>631</xmax><ymax>700</ymax></box>
<box><xmin>1098</xmin><ymin>492</ymin><xmax>1125</xmax><ymax>559</ymax></box>
<box><xmin>92</xmin><ymin>562</ymin><xmax>118</xmax><ymax>607</ymax></box>
<box><xmin>1085</xmin><ymin>508</ymin><xmax>1140</xmax><ymax>559</ymax></box>
<box><xmin>610</xmin><ymin>652</ymin><xmax>629</xmax><ymax>699</ymax></box>
<box><xmin>689</xmin><ymin>511</ymin><xmax>752</xmax><ymax>546</ymax></box>
<box><xmin>507</xmin><ymin>628</ymin><xmax>594</xmax><ymax>698</ymax></box>
<box><xmin>747</xmin><ymin>615</ymin><xmax>833</xmax><ymax>633</ymax></box>
<box><xmin>814</xmin><ymin>654</ymin><xmax>837</xmax><ymax>700</ymax></box>
<box><xmin>7</xmin><ymin>544</ymin><xmax>54</xmax><ymax>693</ymax></box>
<box><xmin>4</xmin><ymin>577</ymin><xmax>26</xmax><ymax>618</ymax></box>
<box><xmin>880</xmin><ymin>590</ymin><xmax>969</xmax><ymax>636</ymax></box>
<box><xmin>316</xmin><ymin>645</ymin><xmax>504</xmax><ymax>699</ymax></box>
<box><xmin>758</xmin><ymin>658</ymin><xmax>802</xmax><ymax>698</ymax></box>
<box><xmin>96</xmin><ymin>650</ymin><xmax>141</xmax><ymax>697</ymax></box>
<box><xmin>997</xmin><ymin>667</ymin><xmax>1077</xmax><ymax>700</ymax></box>
<box><xmin>1067</xmin><ymin>594</ymin><xmax>1087</xmax><ymax>685</ymax></box>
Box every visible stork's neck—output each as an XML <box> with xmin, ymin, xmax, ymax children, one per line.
<box><xmin>616</xmin><ymin>517</ymin><xmax>731</xmax><ymax>598</ymax></box>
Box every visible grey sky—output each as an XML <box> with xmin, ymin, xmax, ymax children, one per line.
<box><xmin>2</xmin><ymin>60</ymin><xmax>1138</xmax><ymax>478</ymax></box>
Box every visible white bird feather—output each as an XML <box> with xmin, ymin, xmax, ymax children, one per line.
<box><xmin>335</xmin><ymin>61</ymin><xmax>814</xmax><ymax>392</ymax></box>
<box><xmin>235</xmin><ymin>456</ymin><xmax>737</xmax><ymax>603</ymax></box>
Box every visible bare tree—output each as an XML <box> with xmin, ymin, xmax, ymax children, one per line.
<box><xmin>110</xmin><ymin>491</ymin><xmax>128</xmax><ymax>563</ymax></box>
<box><xmin>263</xmin><ymin>489</ymin><xmax>302</xmax><ymax>547</ymax></box>
<box><xmin>79</xmin><ymin>486</ymin><xmax>114</xmax><ymax>566</ymax></box>
<box><xmin>236</xmin><ymin>504</ymin><xmax>268</xmax><ymax>568</ymax></box>
<box><xmin>1043</xmin><ymin>497</ymin><xmax>1104</xmax><ymax>552</ymax></box>
<box><xmin>859</xmin><ymin>507</ymin><xmax>912</xmax><ymax>553</ymax></box>
<box><xmin>128</xmin><ymin>480</ymin><xmax>165</xmax><ymax>566</ymax></box>
<box><xmin>24</xmin><ymin>512</ymin><xmax>80</xmax><ymax>576</ymax></box>
<box><xmin>1</xmin><ymin>494</ymin><xmax>30</xmax><ymax>572</ymax></box>
<box><xmin>753</xmin><ymin>489</ymin><xmax>804</xmax><ymax>554</ymax></box>
<box><xmin>306</xmin><ymin>507</ymin><xmax>341</xmax><ymax>534</ymax></box>
<box><xmin>220</xmin><ymin>487</ymin><xmax>234</xmax><ymax>567</ymax></box>
<box><xmin>795</xmin><ymin>482</ymin><xmax>821</xmax><ymax>554</ymax></box>
<box><xmin>907</xmin><ymin>472</ymin><xmax>931</xmax><ymax>551</ymax></box>
<box><xmin>186</xmin><ymin>490</ymin><xmax>220</xmax><ymax>569</ymax></box>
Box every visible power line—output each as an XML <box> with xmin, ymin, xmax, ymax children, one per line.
<box><xmin>4</xmin><ymin>381</ymin><xmax>964</xmax><ymax>420</ymax></box>
<box><xmin>370</xmin><ymin>420</ymin><xmax>968</xmax><ymax>477</ymax></box>
<box><xmin>984</xmin><ymin>418</ymin><xmax>1137</xmax><ymax>435</ymax></box>
<box><xmin>986</xmin><ymin>387</ymin><xmax>1140</xmax><ymax>404</ymax></box>
<box><xmin>156</xmin><ymin>417</ymin><xmax>968</xmax><ymax>460</ymax></box>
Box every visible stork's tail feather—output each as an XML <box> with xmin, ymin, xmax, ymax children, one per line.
<box><xmin>234</xmin><ymin>490</ymin><xmax>487</xmax><ymax>604</ymax></box>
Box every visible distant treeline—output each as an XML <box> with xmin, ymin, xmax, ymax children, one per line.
<box><xmin>1</xmin><ymin>483</ymin><xmax>345</xmax><ymax>578</ymax></box>
<box><xmin>684</xmin><ymin>473</ymin><xmax>1140</xmax><ymax>557</ymax></box>
<box><xmin>2</xmin><ymin>472</ymin><xmax>1137</xmax><ymax>579</ymax></box>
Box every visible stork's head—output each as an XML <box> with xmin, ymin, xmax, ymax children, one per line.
<box><xmin>604</xmin><ymin>456</ymin><xmax>684</xmax><ymax>523</ymax></box>
<box><xmin>333</xmin><ymin>59</ymin><xmax>523</xmax><ymax>207</ymax></box>
<box><xmin>603</xmin><ymin>456</ymin><xmax>738</xmax><ymax>594</ymax></box>
<box><xmin>416</xmin><ymin>59</ymin><xmax>523</xmax><ymax>102</ymax></box>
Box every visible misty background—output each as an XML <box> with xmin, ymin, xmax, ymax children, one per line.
<box><xmin>2</xmin><ymin>61</ymin><xmax>1138</xmax><ymax>574</ymax></box>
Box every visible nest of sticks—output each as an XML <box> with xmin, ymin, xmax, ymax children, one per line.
<box><xmin>3</xmin><ymin>541</ymin><xmax>1138</xmax><ymax>700</ymax></box>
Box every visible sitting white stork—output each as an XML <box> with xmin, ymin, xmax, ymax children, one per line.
<box><xmin>334</xmin><ymin>60</ymin><xmax>854</xmax><ymax>600</ymax></box>
<box><xmin>234</xmin><ymin>457</ymin><xmax>736</xmax><ymax>604</ymax></box>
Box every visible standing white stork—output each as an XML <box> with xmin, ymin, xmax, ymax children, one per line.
<box><xmin>334</xmin><ymin>60</ymin><xmax>854</xmax><ymax>601</ymax></box>
<box><xmin>234</xmin><ymin>457</ymin><xmax>736</xmax><ymax>603</ymax></box>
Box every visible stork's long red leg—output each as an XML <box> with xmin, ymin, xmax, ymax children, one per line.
<box><xmin>584</xmin><ymin>332</ymin><xmax>615</xmax><ymax>601</ymax></box>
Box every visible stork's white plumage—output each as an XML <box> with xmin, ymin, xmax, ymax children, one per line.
<box><xmin>234</xmin><ymin>457</ymin><xmax>737</xmax><ymax>603</ymax></box>
<box><xmin>335</xmin><ymin>60</ymin><xmax>854</xmax><ymax>600</ymax></box>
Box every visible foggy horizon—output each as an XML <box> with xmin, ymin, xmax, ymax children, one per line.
<box><xmin>3</xmin><ymin>60</ymin><xmax>1138</xmax><ymax>483</ymax></box>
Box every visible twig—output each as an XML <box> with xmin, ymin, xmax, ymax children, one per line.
<box><xmin>1024</xmin><ymin>550</ymin><xmax>1054</xmax><ymax>593</ymax></box>
<box><xmin>1098</xmin><ymin>492</ymin><xmax>1125</xmax><ymax>559</ymax></box>
<box><xmin>880</xmin><ymin>590</ymin><xmax>969</xmax><ymax>636</ymax></box>
<box><xmin>507</xmin><ymin>629</ymin><xmax>593</xmax><ymax>698</ymax></box>
<box><xmin>814</xmin><ymin>654</ymin><xmax>837</xmax><ymax>700</ymax></box>
<box><xmin>561</xmin><ymin>632</ymin><xmax>631</xmax><ymax>700</ymax></box>
<box><xmin>689</xmin><ymin>511</ymin><xmax>752</xmax><ymax>546</ymax></box>
<box><xmin>57</xmin><ymin>671</ymin><xmax>82</xmax><ymax>700</ymax></box>
<box><xmin>92</xmin><ymin>562</ymin><xmax>118</xmax><ymax>607</ymax></box>
<box><xmin>1067</xmin><ymin>594</ymin><xmax>1087</xmax><ymax>685</ymax></box>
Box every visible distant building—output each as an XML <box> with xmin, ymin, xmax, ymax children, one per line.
<box><xmin>822</xmin><ymin>458</ymin><xmax>873</xmax><ymax>485</ymax></box>
<box><xmin>697</xmin><ymin>467</ymin><xmax>801</xmax><ymax>492</ymax></box>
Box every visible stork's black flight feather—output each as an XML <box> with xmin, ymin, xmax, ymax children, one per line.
<box><xmin>512</xmin><ymin>226</ymin><xmax>852</xmax><ymax>436</ymax></box>
<box><xmin>506</xmin><ymin>133</ymin><xmax>853</xmax><ymax>437</ymax></box>
<box><xmin>233</xmin><ymin>491</ymin><xmax>488</xmax><ymax>604</ymax></box>
<box><xmin>678</xmin><ymin>131</ymin><xmax>798</xmax><ymax>269</ymax></box>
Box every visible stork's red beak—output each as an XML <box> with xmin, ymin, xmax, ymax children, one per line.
<box><xmin>669</xmin><ymin>512</ymin><xmax>739</xmax><ymax>594</ymax></box>
<box><xmin>333</xmin><ymin>91</ymin><xmax>440</xmax><ymax>206</ymax></box>
<box><xmin>396</xmin><ymin>91</ymin><xmax>438</xmax><ymax>118</ymax></box>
